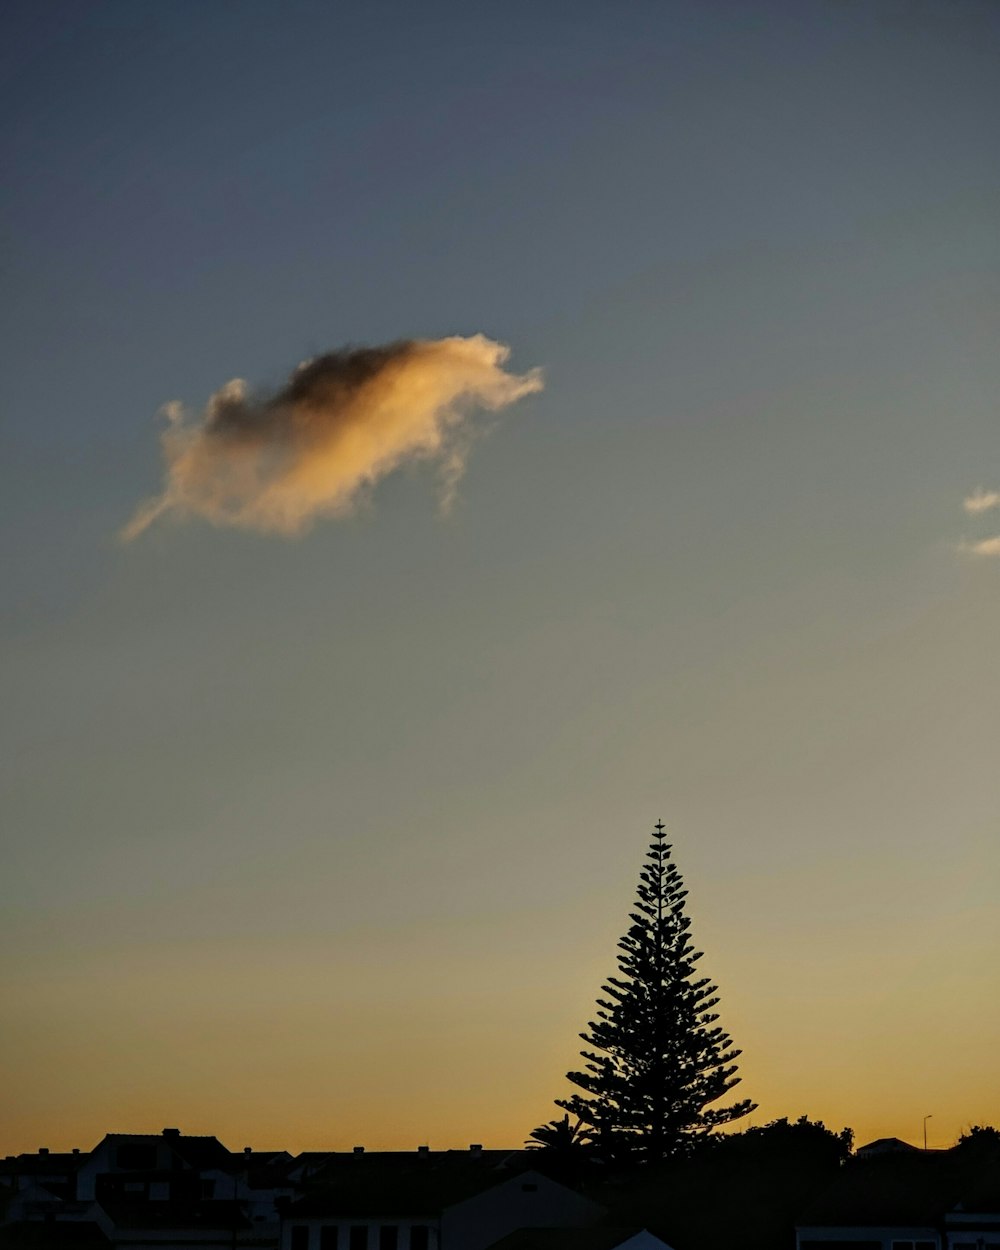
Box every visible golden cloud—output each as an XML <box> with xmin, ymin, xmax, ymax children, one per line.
<box><xmin>123</xmin><ymin>335</ymin><xmax>543</xmax><ymax>540</ymax></box>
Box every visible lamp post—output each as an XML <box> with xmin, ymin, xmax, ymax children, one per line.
<box><xmin>923</xmin><ymin>1114</ymin><xmax>933</xmax><ymax>1151</ymax></box>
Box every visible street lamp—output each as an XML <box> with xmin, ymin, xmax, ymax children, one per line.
<box><xmin>923</xmin><ymin>1114</ymin><xmax>933</xmax><ymax>1151</ymax></box>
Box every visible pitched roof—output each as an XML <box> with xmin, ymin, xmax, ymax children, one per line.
<box><xmin>229</xmin><ymin>1150</ymin><xmax>291</xmax><ymax>1166</ymax></box>
<box><xmin>486</xmin><ymin>1230</ymin><xmax>654</xmax><ymax>1250</ymax></box>
<box><xmin>3</xmin><ymin>1154</ymin><xmax>84</xmax><ymax>1175</ymax></box>
<box><xmin>855</xmin><ymin>1138</ymin><xmax>920</xmax><ymax>1154</ymax></box>
<box><xmin>98</xmin><ymin>1132</ymin><xmax>234</xmax><ymax>1172</ymax></box>
<box><xmin>169</xmin><ymin>1137</ymin><xmax>235</xmax><ymax>1172</ymax></box>
<box><xmin>799</xmin><ymin>1152</ymin><xmax>995</xmax><ymax>1227</ymax></box>
<box><xmin>290</xmin><ymin>1156</ymin><xmax>542</xmax><ymax>1218</ymax></box>
<box><xmin>243</xmin><ymin>1161</ymin><xmax>300</xmax><ymax>1190</ymax></box>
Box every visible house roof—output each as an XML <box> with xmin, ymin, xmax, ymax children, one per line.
<box><xmin>800</xmin><ymin>1152</ymin><xmax>999</xmax><ymax>1228</ymax></box>
<box><xmin>296</xmin><ymin>1150</ymin><xmax>520</xmax><ymax>1167</ymax></box>
<box><xmin>2</xmin><ymin>1154</ymin><xmax>84</xmax><ymax>1175</ymax></box>
<box><xmin>98</xmin><ymin>1133</ymin><xmax>234</xmax><ymax>1172</ymax></box>
<box><xmin>856</xmin><ymin>1138</ymin><xmax>920</xmax><ymax>1154</ymax></box>
<box><xmin>243</xmin><ymin>1161</ymin><xmax>299</xmax><ymax>1190</ymax></box>
<box><xmin>290</xmin><ymin>1157</ymin><xmax>542</xmax><ymax>1218</ymax></box>
<box><xmin>290</xmin><ymin>1152</ymin><xmax>337</xmax><ymax>1179</ymax></box>
<box><xmin>229</xmin><ymin>1150</ymin><xmax>291</xmax><ymax>1166</ymax></box>
<box><xmin>486</xmin><ymin>1229</ymin><xmax>653</xmax><ymax>1250</ymax></box>
<box><xmin>170</xmin><ymin>1137</ymin><xmax>236</xmax><ymax>1172</ymax></box>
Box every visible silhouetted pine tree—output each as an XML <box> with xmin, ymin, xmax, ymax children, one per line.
<box><xmin>554</xmin><ymin>821</ymin><xmax>755</xmax><ymax>1162</ymax></box>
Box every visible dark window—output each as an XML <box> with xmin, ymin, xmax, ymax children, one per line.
<box><xmin>349</xmin><ymin>1227</ymin><xmax>368</xmax><ymax>1250</ymax></box>
<box><xmin>320</xmin><ymin>1229</ymin><xmax>338</xmax><ymax>1250</ymax></box>
<box><xmin>410</xmin><ymin>1227</ymin><xmax>430</xmax><ymax>1250</ymax></box>
<box><xmin>201</xmin><ymin>1179</ymin><xmax>215</xmax><ymax>1199</ymax></box>
<box><xmin>379</xmin><ymin>1228</ymin><xmax>397</xmax><ymax>1250</ymax></box>
<box><xmin>290</xmin><ymin>1228</ymin><xmax>310</xmax><ymax>1250</ymax></box>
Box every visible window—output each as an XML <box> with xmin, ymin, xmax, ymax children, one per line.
<box><xmin>349</xmin><ymin>1226</ymin><xmax>368</xmax><ymax>1250</ymax></box>
<box><xmin>379</xmin><ymin>1228</ymin><xmax>398</xmax><ymax>1250</ymax></box>
<box><xmin>201</xmin><ymin>1179</ymin><xmax>215</xmax><ymax>1199</ymax></box>
<box><xmin>320</xmin><ymin>1229</ymin><xmax>339</xmax><ymax>1250</ymax></box>
<box><xmin>290</xmin><ymin>1227</ymin><xmax>310</xmax><ymax>1250</ymax></box>
<box><xmin>409</xmin><ymin>1226</ymin><xmax>430</xmax><ymax>1250</ymax></box>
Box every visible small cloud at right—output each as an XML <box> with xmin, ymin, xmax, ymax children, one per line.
<box><xmin>963</xmin><ymin>488</ymin><xmax>1000</xmax><ymax>514</ymax></box>
<box><xmin>957</xmin><ymin>487</ymin><xmax>1000</xmax><ymax>558</ymax></box>
<box><xmin>959</xmin><ymin>535</ymin><xmax>1000</xmax><ymax>559</ymax></box>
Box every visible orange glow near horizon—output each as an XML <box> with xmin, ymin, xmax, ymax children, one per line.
<box><xmin>2</xmin><ymin>907</ymin><xmax>996</xmax><ymax>1158</ymax></box>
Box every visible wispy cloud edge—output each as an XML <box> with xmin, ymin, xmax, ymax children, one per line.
<box><xmin>963</xmin><ymin>488</ymin><xmax>1000</xmax><ymax>515</ymax></box>
<box><xmin>958</xmin><ymin>534</ymin><xmax>1000</xmax><ymax>558</ymax></box>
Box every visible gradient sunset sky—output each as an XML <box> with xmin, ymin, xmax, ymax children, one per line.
<box><xmin>2</xmin><ymin>0</ymin><xmax>999</xmax><ymax>1157</ymax></box>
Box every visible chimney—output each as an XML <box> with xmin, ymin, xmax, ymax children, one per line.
<box><xmin>469</xmin><ymin>1144</ymin><xmax>482</xmax><ymax>1157</ymax></box>
<box><xmin>162</xmin><ymin>1128</ymin><xmax>180</xmax><ymax>1138</ymax></box>
<box><xmin>353</xmin><ymin>1146</ymin><xmax>365</xmax><ymax>1155</ymax></box>
<box><xmin>417</xmin><ymin>1146</ymin><xmax>430</xmax><ymax>1156</ymax></box>
<box><xmin>39</xmin><ymin>1148</ymin><xmax>49</xmax><ymax>1156</ymax></box>
<box><xmin>72</xmin><ymin>1149</ymin><xmax>80</xmax><ymax>1156</ymax></box>
<box><xmin>244</xmin><ymin>1147</ymin><xmax>252</xmax><ymax>1158</ymax></box>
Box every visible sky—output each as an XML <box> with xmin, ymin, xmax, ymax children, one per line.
<box><xmin>1</xmin><ymin>0</ymin><xmax>998</xmax><ymax>1157</ymax></box>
